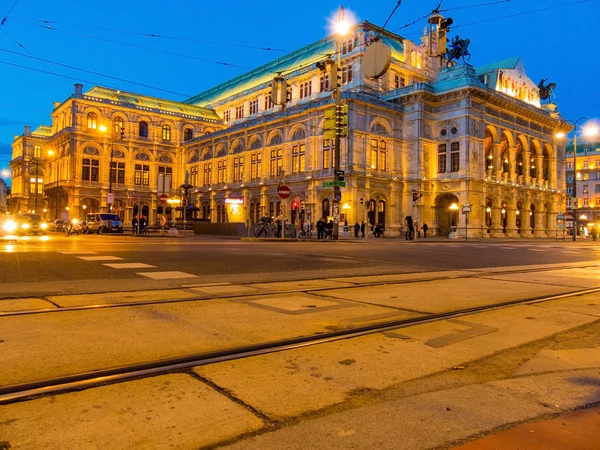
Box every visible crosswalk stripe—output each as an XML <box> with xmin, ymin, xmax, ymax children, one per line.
<box><xmin>103</xmin><ymin>263</ymin><xmax>156</xmax><ymax>269</ymax></box>
<box><xmin>137</xmin><ymin>271</ymin><xmax>198</xmax><ymax>280</ymax></box>
<box><xmin>77</xmin><ymin>256</ymin><xmax>124</xmax><ymax>261</ymax></box>
<box><xmin>59</xmin><ymin>251</ymin><xmax>99</xmax><ymax>255</ymax></box>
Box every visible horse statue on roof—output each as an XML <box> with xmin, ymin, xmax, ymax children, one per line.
<box><xmin>538</xmin><ymin>79</ymin><xmax>557</xmax><ymax>103</ymax></box>
<box><xmin>444</xmin><ymin>35</ymin><xmax>471</xmax><ymax>67</ymax></box>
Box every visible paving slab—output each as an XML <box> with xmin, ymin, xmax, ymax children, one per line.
<box><xmin>48</xmin><ymin>289</ymin><xmax>199</xmax><ymax>307</ymax></box>
<box><xmin>488</xmin><ymin>367</ymin><xmax>600</xmax><ymax>411</ymax></box>
<box><xmin>469</xmin><ymin>261</ymin><xmax>600</xmax><ymax>273</ymax></box>
<box><xmin>190</xmin><ymin>284</ymin><xmax>260</xmax><ymax>296</ymax></box>
<box><xmin>195</xmin><ymin>303</ymin><xmax>596</xmax><ymax>419</ymax></box>
<box><xmin>317</xmin><ymin>278</ymin><xmax>570</xmax><ymax>314</ymax></box>
<box><xmin>223</xmin><ymin>384</ymin><xmax>550</xmax><ymax>450</ymax></box>
<box><xmin>0</xmin><ymin>293</ymin><xmax>397</xmax><ymax>386</ymax></box>
<box><xmin>0</xmin><ymin>374</ymin><xmax>264</xmax><ymax>450</ymax></box>
<box><xmin>249</xmin><ymin>279</ymin><xmax>354</xmax><ymax>291</ymax></box>
<box><xmin>532</xmin><ymin>293</ymin><xmax>600</xmax><ymax>318</ymax></box>
<box><xmin>0</xmin><ymin>298</ymin><xmax>54</xmax><ymax>313</ymax></box>
<box><xmin>514</xmin><ymin>348</ymin><xmax>600</xmax><ymax>376</ymax></box>
<box><xmin>328</xmin><ymin>270</ymin><xmax>472</xmax><ymax>285</ymax></box>
<box><xmin>485</xmin><ymin>267</ymin><xmax>600</xmax><ymax>288</ymax></box>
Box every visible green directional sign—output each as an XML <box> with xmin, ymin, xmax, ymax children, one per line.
<box><xmin>322</xmin><ymin>181</ymin><xmax>346</xmax><ymax>187</ymax></box>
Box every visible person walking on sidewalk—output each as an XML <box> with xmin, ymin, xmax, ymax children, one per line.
<box><xmin>354</xmin><ymin>222</ymin><xmax>360</xmax><ymax>239</ymax></box>
<box><xmin>360</xmin><ymin>221</ymin><xmax>366</xmax><ymax>238</ymax></box>
<box><xmin>422</xmin><ymin>223</ymin><xmax>429</xmax><ymax>238</ymax></box>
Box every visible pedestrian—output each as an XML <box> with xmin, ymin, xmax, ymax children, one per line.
<box><xmin>360</xmin><ymin>221</ymin><xmax>365</xmax><ymax>238</ymax></box>
<box><xmin>275</xmin><ymin>214</ymin><xmax>283</xmax><ymax>238</ymax></box>
<box><xmin>140</xmin><ymin>216</ymin><xmax>148</xmax><ymax>234</ymax></box>
<box><xmin>405</xmin><ymin>215</ymin><xmax>414</xmax><ymax>240</ymax></box>
<box><xmin>374</xmin><ymin>223</ymin><xmax>381</xmax><ymax>238</ymax></box>
<box><xmin>132</xmin><ymin>215</ymin><xmax>138</xmax><ymax>235</ymax></box>
<box><xmin>354</xmin><ymin>222</ymin><xmax>360</xmax><ymax>238</ymax></box>
<box><xmin>422</xmin><ymin>223</ymin><xmax>429</xmax><ymax>238</ymax></box>
<box><xmin>325</xmin><ymin>219</ymin><xmax>334</xmax><ymax>239</ymax></box>
<box><xmin>316</xmin><ymin>218</ymin><xmax>325</xmax><ymax>239</ymax></box>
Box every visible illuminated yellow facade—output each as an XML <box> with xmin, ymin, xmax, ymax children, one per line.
<box><xmin>9</xmin><ymin>19</ymin><xmax>567</xmax><ymax>237</ymax></box>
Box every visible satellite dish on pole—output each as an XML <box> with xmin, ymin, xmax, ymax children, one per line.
<box><xmin>363</xmin><ymin>41</ymin><xmax>392</xmax><ymax>79</ymax></box>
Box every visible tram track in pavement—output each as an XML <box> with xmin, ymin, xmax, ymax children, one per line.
<box><xmin>0</xmin><ymin>261</ymin><xmax>599</xmax><ymax>318</ymax></box>
<box><xmin>1</xmin><ymin>283</ymin><xmax>600</xmax><ymax>405</ymax></box>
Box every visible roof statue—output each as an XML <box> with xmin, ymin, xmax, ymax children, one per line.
<box><xmin>445</xmin><ymin>35</ymin><xmax>471</xmax><ymax>67</ymax></box>
<box><xmin>538</xmin><ymin>79</ymin><xmax>557</xmax><ymax>102</ymax></box>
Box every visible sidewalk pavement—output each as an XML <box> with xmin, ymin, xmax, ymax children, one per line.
<box><xmin>455</xmin><ymin>406</ymin><xmax>600</xmax><ymax>450</ymax></box>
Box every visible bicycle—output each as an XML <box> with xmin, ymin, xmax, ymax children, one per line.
<box><xmin>298</xmin><ymin>226</ymin><xmax>312</xmax><ymax>239</ymax></box>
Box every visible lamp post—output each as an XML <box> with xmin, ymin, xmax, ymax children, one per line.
<box><xmin>556</xmin><ymin>118</ymin><xmax>598</xmax><ymax>241</ymax></box>
<box><xmin>331</xmin><ymin>6</ymin><xmax>351</xmax><ymax>240</ymax></box>
<box><xmin>99</xmin><ymin>123</ymin><xmax>124</xmax><ymax>213</ymax></box>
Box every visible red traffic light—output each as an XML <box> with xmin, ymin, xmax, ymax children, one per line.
<box><xmin>292</xmin><ymin>201</ymin><xmax>298</xmax><ymax>209</ymax></box>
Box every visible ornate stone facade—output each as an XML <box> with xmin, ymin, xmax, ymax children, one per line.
<box><xmin>8</xmin><ymin>19</ymin><xmax>567</xmax><ymax>237</ymax></box>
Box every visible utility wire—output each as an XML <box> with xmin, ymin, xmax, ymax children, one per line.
<box><xmin>0</xmin><ymin>58</ymin><xmax>196</xmax><ymax>99</ymax></box>
<box><xmin>8</xmin><ymin>16</ymin><xmax>288</xmax><ymax>53</ymax></box>
<box><xmin>1</xmin><ymin>0</ymin><xmax>19</xmax><ymax>25</ymax></box>
<box><xmin>0</xmin><ymin>28</ymin><xmax>57</xmax><ymax>74</ymax></box>
<box><xmin>0</xmin><ymin>47</ymin><xmax>192</xmax><ymax>97</ymax></box>
<box><xmin>452</xmin><ymin>0</ymin><xmax>592</xmax><ymax>29</ymax></box>
<box><xmin>34</xmin><ymin>25</ymin><xmax>251</xmax><ymax>69</ymax></box>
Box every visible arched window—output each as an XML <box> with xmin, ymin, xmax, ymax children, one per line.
<box><xmin>33</xmin><ymin>145</ymin><xmax>42</xmax><ymax>158</ymax></box>
<box><xmin>530</xmin><ymin>146</ymin><xmax>538</xmax><ymax>178</ymax></box>
<box><xmin>87</xmin><ymin>112</ymin><xmax>97</xmax><ymax>129</ymax></box>
<box><xmin>139</xmin><ymin>121</ymin><xmax>148</xmax><ymax>138</ymax></box>
<box><xmin>184</xmin><ymin>128</ymin><xmax>194</xmax><ymax>141</ymax></box>
<box><xmin>516</xmin><ymin>141</ymin><xmax>524</xmax><ymax>176</ymax></box>
<box><xmin>322</xmin><ymin>199</ymin><xmax>330</xmax><ymax>219</ymax></box>
<box><xmin>114</xmin><ymin>117</ymin><xmax>124</xmax><ymax>136</ymax></box>
<box><xmin>162</xmin><ymin>125</ymin><xmax>171</xmax><ymax>141</ymax></box>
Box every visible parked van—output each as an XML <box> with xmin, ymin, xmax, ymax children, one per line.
<box><xmin>85</xmin><ymin>213</ymin><xmax>123</xmax><ymax>234</ymax></box>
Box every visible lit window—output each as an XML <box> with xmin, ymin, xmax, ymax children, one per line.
<box><xmin>162</xmin><ymin>125</ymin><xmax>171</xmax><ymax>141</ymax></box>
<box><xmin>323</xmin><ymin>139</ymin><xmax>333</xmax><ymax>169</ymax></box>
<box><xmin>292</xmin><ymin>144</ymin><xmax>306</xmax><ymax>173</ymax></box>
<box><xmin>87</xmin><ymin>112</ymin><xmax>97</xmax><ymax>129</ymax></box>
<box><xmin>203</xmin><ymin>163</ymin><xmax>212</xmax><ymax>186</ymax></box>
<box><xmin>134</xmin><ymin>164</ymin><xmax>150</xmax><ymax>186</ymax></box>
<box><xmin>217</xmin><ymin>160</ymin><xmax>227</xmax><ymax>183</ymax></box>
<box><xmin>371</xmin><ymin>139</ymin><xmax>387</xmax><ymax>171</ymax></box>
<box><xmin>251</xmin><ymin>153</ymin><xmax>262</xmax><ymax>180</ymax></box>
<box><xmin>33</xmin><ymin>145</ymin><xmax>41</xmax><ymax>158</ymax></box>
<box><xmin>114</xmin><ymin>117</ymin><xmax>124</xmax><ymax>136</ymax></box>
<box><xmin>270</xmin><ymin>148</ymin><xmax>282</xmax><ymax>178</ymax></box>
<box><xmin>233</xmin><ymin>156</ymin><xmax>244</xmax><ymax>182</ymax></box>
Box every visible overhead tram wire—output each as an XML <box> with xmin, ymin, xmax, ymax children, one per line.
<box><xmin>0</xmin><ymin>27</ymin><xmax>59</xmax><ymax>75</ymax></box>
<box><xmin>0</xmin><ymin>0</ymin><xmax>19</xmax><ymax>25</ymax></box>
<box><xmin>0</xmin><ymin>47</ymin><xmax>193</xmax><ymax>97</ymax></box>
<box><xmin>0</xmin><ymin>58</ymin><xmax>195</xmax><ymax>99</ymax></box>
<box><xmin>26</xmin><ymin>24</ymin><xmax>251</xmax><ymax>69</ymax></box>
<box><xmin>7</xmin><ymin>16</ymin><xmax>288</xmax><ymax>53</ymax></box>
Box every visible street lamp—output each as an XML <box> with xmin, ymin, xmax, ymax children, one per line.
<box><xmin>99</xmin><ymin>123</ymin><xmax>124</xmax><ymax>212</ymax></box>
<box><xmin>1</xmin><ymin>168</ymin><xmax>9</xmax><ymax>179</ymax></box>
<box><xmin>556</xmin><ymin>118</ymin><xmax>598</xmax><ymax>241</ymax></box>
<box><xmin>331</xmin><ymin>6</ymin><xmax>352</xmax><ymax>240</ymax></box>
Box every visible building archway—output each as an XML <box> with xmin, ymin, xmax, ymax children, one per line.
<box><xmin>435</xmin><ymin>194</ymin><xmax>459</xmax><ymax>236</ymax></box>
<box><xmin>377</xmin><ymin>200</ymin><xmax>386</xmax><ymax>226</ymax></box>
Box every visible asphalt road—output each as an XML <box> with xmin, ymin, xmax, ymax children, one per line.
<box><xmin>1</xmin><ymin>233</ymin><xmax>599</xmax><ymax>290</ymax></box>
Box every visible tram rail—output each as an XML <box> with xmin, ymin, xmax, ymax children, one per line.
<box><xmin>1</xmin><ymin>283</ymin><xmax>600</xmax><ymax>405</ymax></box>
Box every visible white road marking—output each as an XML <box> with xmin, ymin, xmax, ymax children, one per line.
<box><xmin>103</xmin><ymin>263</ymin><xmax>156</xmax><ymax>269</ymax></box>
<box><xmin>137</xmin><ymin>271</ymin><xmax>198</xmax><ymax>280</ymax></box>
<box><xmin>181</xmin><ymin>282</ymin><xmax>232</xmax><ymax>287</ymax></box>
<box><xmin>561</xmin><ymin>251</ymin><xmax>582</xmax><ymax>255</ymax></box>
<box><xmin>527</xmin><ymin>248</ymin><xmax>547</xmax><ymax>252</ymax></box>
<box><xmin>498</xmin><ymin>246</ymin><xmax>517</xmax><ymax>250</ymax></box>
<box><xmin>59</xmin><ymin>251</ymin><xmax>99</xmax><ymax>255</ymax></box>
<box><xmin>77</xmin><ymin>256</ymin><xmax>124</xmax><ymax>261</ymax></box>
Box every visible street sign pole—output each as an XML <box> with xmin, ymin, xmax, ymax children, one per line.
<box><xmin>461</xmin><ymin>205</ymin><xmax>472</xmax><ymax>241</ymax></box>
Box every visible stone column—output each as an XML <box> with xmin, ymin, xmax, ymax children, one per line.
<box><xmin>210</xmin><ymin>191</ymin><xmax>216</xmax><ymax>223</ymax></box>
<box><xmin>521</xmin><ymin>207</ymin><xmax>533</xmax><ymax>238</ymax></box>
<box><xmin>490</xmin><ymin>207</ymin><xmax>504</xmax><ymax>238</ymax></box>
<box><xmin>509</xmin><ymin>148</ymin><xmax>517</xmax><ymax>183</ymax></box>
<box><xmin>506</xmin><ymin>207</ymin><xmax>519</xmax><ymax>237</ymax></box>
<box><xmin>493</xmin><ymin>144</ymin><xmax>502</xmax><ymax>180</ymax></box>
<box><xmin>533</xmin><ymin>209</ymin><xmax>546</xmax><ymax>237</ymax></box>
<box><xmin>537</xmin><ymin>153</ymin><xmax>544</xmax><ymax>187</ymax></box>
<box><xmin>524</xmin><ymin>151</ymin><xmax>531</xmax><ymax>185</ymax></box>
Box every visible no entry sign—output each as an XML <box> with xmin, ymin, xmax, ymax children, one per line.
<box><xmin>278</xmin><ymin>185</ymin><xmax>291</xmax><ymax>199</ymax></box>
<box><xmin>160</xmin><ymin>194</ymin><xmax>169</xmax><ymax>204</ymax></box>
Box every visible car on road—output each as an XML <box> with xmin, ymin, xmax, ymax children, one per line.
<box><xmin>48</xmin><ymin>219</ymin><xmax>65</xmax><ymax>232</ymax></box>
<box><xmin>85</xmin><ymin>213</ymin><xmax>123</xmax><ymax>234</ymax></box>
<box><xmin>13</xmin><ymin>213</ymin><xmax>48</xmax><ymax>235</ymax></box>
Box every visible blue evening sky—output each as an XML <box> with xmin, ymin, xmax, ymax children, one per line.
<box><xmin>0</xmin><ymin>0</ymin><xmax>597</xmax><ymax>179</ymax></box>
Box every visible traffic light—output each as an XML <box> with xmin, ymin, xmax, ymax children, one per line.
<box><xmin>292</xmin><ymin>201</ymin><xmax>299</xmax><ymax>210</ymax></box>
<box><xmin>360</xmin><ymin>198</ymin><xmax>364</xmax><ymax>205</ymax></box>
<box><xmin>336</xmin><ymin>104</ymin><xmax>348</xmax><ymax>137</ymax></box>
<box><xmin>323</xmin><ymin>107</ymin><xmax>337</xmax><ymax>140</ymax></box>
<box><xmin>412</xmin><ymin>192</ymin><xmax>422</xmax><ymax>202</ymax></box>
<box><xmin>315</xmin><ymin>58</ymin><xmax>337</xmax><ymax>92</ymax></box>
<box><xmin>300</xmin><ymin>200</ymin><xmax>305</xmax><ymax>210</ymax></box>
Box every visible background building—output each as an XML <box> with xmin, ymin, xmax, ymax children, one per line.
<box><xmin>565</xmin><ymin>139</ymin><xmax>600</xmax><ymax>236</ymax></box>
<box><xmin>9</xmin><ymin>16</ymin><xmax>568</xmax><ymax>237</ymax></box>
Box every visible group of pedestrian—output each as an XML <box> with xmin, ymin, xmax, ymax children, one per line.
<box><xmin>316</xmin><ymin>218</ymin><xmax>335</xmax><ymax>239</ymax></box>
<box><xmin>404</xmin><ymin>216</ymin><xmax>428</xmax><ymax>240</ymax></box>
<box><xmin>132</xmin><ymin>215</ymin><xmax>148</xmax><ymax>235</ymax></box>
<box><xmin>353</xmin><ymin>221</ymin><xmax>367</xmax><ymax>238</ymax></box>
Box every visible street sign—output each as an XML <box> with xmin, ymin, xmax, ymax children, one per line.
<box><xmin>333</xmin><ymin>191</ymin><xmax>342</xmax><ymax>202</ymax></box>
<box><xmin>160</xmin><ymin>194</ymin><xmax>168</xmax><ymax>204</ymax></box>
<box><xmin>461</xmin><ymin>205</ymin><xmax>471</xmax><ymax>214</ymax></box>
<box><xmin>322</xmin><ymin>181</ymin><xmax>333</xmax><ymax>187</ymax></box>
<box><xmin>323</xmin><ymin>181</ymin><xmax>345</xmax><ymax>187</ymax></box>
<box><xmin>557</xmin><ymin>213</ymin><xmax>565</xmax><ymax>220</ymax></box>
<box><xmin>107</xmin><ymin>193</ymin><xmax>114</xmax><ymax>205</ymax></box>
<box><xmin>278</xmin><ymin>185</ymin><xmax>291</xmax><ymax>199</ymax></box>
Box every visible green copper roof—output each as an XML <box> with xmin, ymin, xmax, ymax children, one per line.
<box><xmin>475</xmin><ymin>56</ymin><xmax>522</xmax><ymax>76</ymax></box>
<box><xmin>32</xmin><ymin>125</ymin><xmax>52</xmax><ymax>137</ymax></box>
<box><xmin>84</xmin><ymin>86</ymin><xmax>221</xmax><ymax>121</ymax></box>
<box><xmin>184</xmin><ymin>21</ymin><xmax>405</xmax><ymax>107</ymax></box>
